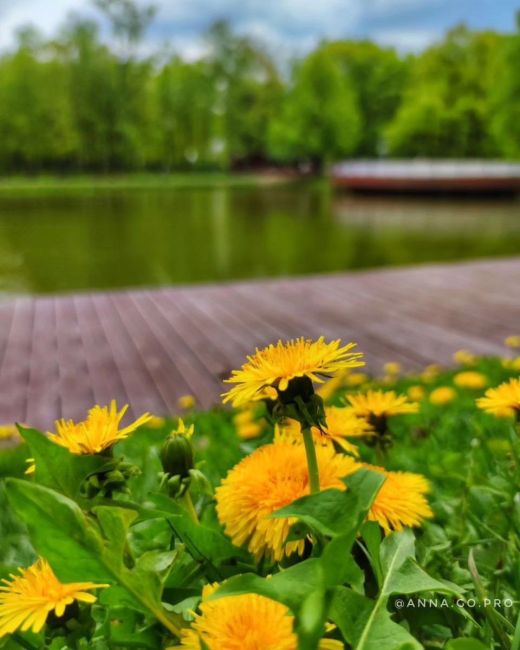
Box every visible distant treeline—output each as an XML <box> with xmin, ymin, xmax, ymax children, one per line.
<box><xmin>0</xmin><ymin>0</ymin><xmax>518</xmax><ymax>173</ymax></box>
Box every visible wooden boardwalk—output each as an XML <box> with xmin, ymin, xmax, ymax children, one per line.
<box><xmin>0</xmin><ymin>258</ymin><xmax>519</xmax><ymax>430</ymax></box>
<box><xmin>332</xmin><ymin>160</ymin><xmax>520</xmax><ymax>192</ymax></box>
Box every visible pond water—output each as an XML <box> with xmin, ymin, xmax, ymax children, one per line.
<box><xmin>0</xmin><ymin>183</ymin><xmax>519</xmax><ymax>294</ymax></box>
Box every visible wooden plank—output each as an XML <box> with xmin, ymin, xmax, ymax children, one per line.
<box><xmin>332</xmin><ymin>161</ymin><xmax>520</xmax><ymax>193</ymax></box>
<box><xmin>127</xmin><ymin>291</ymin><xmax>222</xmax><ymax>408</ymax></box>
<box><xmin>150</xmin><ymin>289</ymin><xmax>232</xmax><ymax>377</ymax></box>
<box><xmin>0</xmin><ymin>299</ymin><xmax>34</xmax><ymax>423</ymax></box>
<box><xmin>0</xmin><ymin>258</ymin><xmax>519</xmax><ymax>428</ymax></box>
<box><xmin>109</xmin><ymin>292</ymin><xmax>192</xmax><ymax>412</ymax></box>
<box><xmin>54</xmin><ymin>296</ymin><xmax>95</xmax><ymax>423</ymax></box>
<box><xmin>72</xmin><ymin>294</ymin><xmax>129</xmax><ymax>412</ymax></box>
<box><xmin>25</xmin><ymin>298</ymin><xmax>59</xmax><ymax>428</ymax></box>
<box><xmin>94</xmin><ymin>293</ymin><xmax>169</xmax><ymax>417</ymax></box>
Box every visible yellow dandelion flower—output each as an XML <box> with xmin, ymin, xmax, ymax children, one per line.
<box><xmin>345</xmin><ymin>372</ymin><xmax>368</xmax><ymax>387</ymax></box>
<box><xmin>453</xmin><ymin>349</ymin><xmax>476</xmax><ymax>366</ymax></box>
<box><xmin>347</xmin><ymin>390</ymin><xmax>419</xmax><ymax>419</ymax></box>
<box><xmin>48</xmin><ymin>401</ymin><xmax>152</xmax><ymax>456</ymax></box>
<box><xmin>216</xmin><ymin>442</ymin><xmax>359</xmax><ymax>561</ymax></box>
<box><xmin>501</xmin><ymin>357</ymin><xmax>520</xmax><ymax>371</ymax></box>
<box><xmin>174</xmin><ymin>592</ymin><xmax>297</xmax><ymax>650</ymax></box>
<box><xmin>233</xmin><ymin>408</ymin><xmax>265</xmax><ymax>440</ymax></box>
<box><xmin>453</xmin><ymin>371</ymin><xmax>487</xmax><ymax>390</ymax></box>
<box><xmin>147</xmin><ymin>415</ymin><xmax>166</xmax><ymax>428</ymax></box>
<box><xmin>172</xmin><ymin>588</ymin><xmax>343</xmax><ymax>650</ymax></box>
<box><xmin>421</xmin><ymin>364</ymin><xmax>442</xmax><ymax>382</ymax></box>
<box><xmin>178</xmin><ymin>395</ymin><xmax>196</xmax><ymax>410</ymax></box>
<box><xmin>236</xmin><ymin>421</ymin><xmax>263</xmax><ymax>441</ymax></box>
<box><xmin>25</xmin><ymin>459</ymin><xmax>36</xmax><ymax>475</ymax></box>
<box><xmin>275</xmin><ymin>406</ymin><xmax>372</xmax><ymax>456</ymax></box>
<box><xmin>319</xmin><ymin>641</ymin><xmax>344</xmax><ymax>650</ymax></box>
<box><xmin>383</xmin><ymin>362</ymin><xmax>401</xmax><ymax>375</ymax></box>
<box><xmin>363</xmin><ymin>465</ymin><xmax>433</xmax><ymax>533</ymax></box>
<box><xmin>429</xmin><ymin>386</ymin><xmax>456</xmax><ymax>405</ymax></box>
<box><xmin>317</xmin><ymin>371</ymin><xmax>368</xmax><ymax>401</ymax></box>
<box><xmin>0</xmin><ymin>558</ymin><xmax>107</xmax><ymax>637</ymax></box>
<box><xmin>171</xmin><ymin>418</ymin><xmax>194</xmax><ymax>438</ymax></box>
<box><xmin>477</xmin><ymin>377</ymin><xmax>520</xmax><ymax>418</ymax></box>
<box><xmin>321</xmin><ymin>406</ymin><xmax>373</xmax><ymax>449</ymax></box>
<box><xmin>317</xmin><ymin>372</ymin><xmax>347</xmax><ymax>401</ymax></box>
<box><xmin>222</xmin><ymin>337</ymin><xmax>364</xmax><ymax>407</ymax></box>
<box><xmin>505</xmin><ymin>336</ymin><xmax>520</xmax><ymax>349</ymax></box>
<box><xmin>0</xmin><ymin>424</ymin><xmax>21</xmax><ymax>442</ymax></box>
<box><xmin>407</xmin><ymin>386</ymin><xmax>425</xmax><ymax>401</ymax></box>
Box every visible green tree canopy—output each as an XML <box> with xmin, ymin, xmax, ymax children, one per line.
<box><xmin>386</xmin><ymin>26</ymin><xmax>501</xmax><ymax>158</ymax></box>
<box><xmin>0</xmin><ymin>4</ymin><xmax>516</xmax><ymax>173</ymax></box>
<box><xmin>268</xmin><ymin>48</ymin><xmax>361</xmax><ymax>170</ymax></box>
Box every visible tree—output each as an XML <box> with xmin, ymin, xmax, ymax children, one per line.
<box><xmin>88</xmin><ymin>0</ymin><xmax>157</xmax><ymax>169</ymax></box>
<box><xmin>0</xmin><ymin>27</ymin><xmax>77</xmax><ymax>171</ymax></box>
<box><xmin>268</xmin><ymin>48</ymin><xmax>361</xmax><ymax>171</ymax></box>
<box><xmin>489</xmin><ymin>15</ymin><xmax>520</xmax><ymax>159</ymax></box>
<box><xmin>317</xmin><ymin>41</ymin><xmax>410</xmax><ymax>156</ymax></box>
<box><xmin>152</xmin><ymin>58</ymin><xmax>217</xmax><ymax>169</ymax></box>
<box><xmin>386</xmin><ymin>25</ymin><xmax>502</xmax><ymax>158</ymax></box>
<box><xmin>93</xmin><ymin>0</ymin><xmax>156</xmax><ymax>59</ymax></box>
<box><xmin>205</xmin><ymin>21</ymin><xmax>283</xmax><ymax>168</ymax></box>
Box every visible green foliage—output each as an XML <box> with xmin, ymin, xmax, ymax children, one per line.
<box><xmin>268</xmin><ymin>48</ymin><xmax>361</xmax><ymax>169</ymax></box>
<box><xmin>1</xmin><ymin>352</ymin><xmax>519</xmax><ymax>647</ymax></box>
<box><xmin>317</xmin><ymin>41</ymin><xmax>410</xmax><ymax>156</ymax></box>
<box><xmin>330</xmin><ymin>530</ymin><xmax>463</xmax><ymax>650</ymax></box>
<box><xmin>489</xmin><ymin>24</ymin><xmax>520</xmax><ymax>159</ymax></box>
<box><xmin>0</xmin><ymin>5</ymin><xmax>515</xmax><ymax>172</ymax></box>
<box><xmin>386</xmin><ymin>26</ymin><xmax>501</xmax><ymax>158</ymax></box>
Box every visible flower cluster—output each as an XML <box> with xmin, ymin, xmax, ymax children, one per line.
<box><xmin>3</xmin><ymin>334</ymin><xmax>517</xmax><ymax>649</ymax></box>
<box><xmin>216</xmin><ymin>339</ymin><xmax>431</xmax><ymax>567</ymax></box>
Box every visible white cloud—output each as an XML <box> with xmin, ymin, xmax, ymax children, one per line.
<box><xmin>0</xmin><ymin>0</ymin><xmax>74</xmax><ymax>47</ymax></box>
<box><xmin>372</xmin><ymin>27</ymin><xmax>441</xmax><ymax>51</ymax></box>
<box><xmin>0</xmin><ymin>0</ymin><xmax>510</xmax><ymax>56</ymax></box>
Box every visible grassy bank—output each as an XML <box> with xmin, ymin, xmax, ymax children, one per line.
<box><xmin>0</xmin><ymin>171</ymin><xmax>299</xmax><ymax>195</ymax></box>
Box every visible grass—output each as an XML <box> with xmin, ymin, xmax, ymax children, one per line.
<box><xmin>0</xmin><ymin>171</ymin><xmax>297</xmax><ymax>195</ymax></box>
<box><xmin>0</xmin><ymin>349</ymin><xmax>519</xmax><ymax>648</ymax></box>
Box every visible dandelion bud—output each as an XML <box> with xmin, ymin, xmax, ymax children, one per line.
<box><xmin>161</xmin><ymin>434</ymin><xmax>194</xmax><ymax>479</ymax></box>
<box><xmin>160</xmin><ymin>420</ymin><xmax>195</xmax><ymax>480</ymax></box>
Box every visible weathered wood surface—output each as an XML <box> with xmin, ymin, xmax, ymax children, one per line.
<box><xmin>0</xmin><ymin>258</ymin><xmax>519</xmax><ymax>429</ymax></box>
<box><xmin>332</xmin><ymin>160</ymin><xmax>520</xmax><ymax>192</ymax></box>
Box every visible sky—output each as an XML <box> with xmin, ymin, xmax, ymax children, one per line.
<box><xmin>0</xmin><ymin>0</ymin><xmax>517</xmax><ymax>57</ymax></box>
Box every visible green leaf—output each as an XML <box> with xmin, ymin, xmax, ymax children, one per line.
<box><xmin>145</xmin><ymin>494</ymin><xmax>249</xmax><ymax>567</ymax></box>
<box><xmin>298</xmin><ymin>589</ymin><xmax>329</xmax><ymax>650</ymax></box>
<box><xmin>6</xmin><ymin>478</ymin><xmax>106</xmax><ymax>581</ymax></box>
<box><xmin>273</xmin><ymin>469</ymin><xmax>386</xmax><ymax>538</ymax></box>
<box><xmin>18</xmin><ymin>427</ymin><xmax>110</xmax><ymax>500</ymax></box>
<box><xmin>445</xmin><ymin>640</ymin><xmax>490</xmax><ymax>650</ymax></box>
<box><xmin>468</xmin><ymin>549</ymin><xmax>514</xmax><ymax>646</ymax></box>
<box><xmin>331</xmin><ymin>586</ymin><xmax>420</xmax><ymax>650</ymax></box>
<box><xmin>380</xmin><ymin>530</ymin><xmax>460</xmax><ymax>597</ymax></box>
<box><xmin>210</xmin><ymin>559</ymin><xmax>325</xmax><ymax>612</ymax></box>
<box><xmin>93</xmin><ymin>506</ymin><xmax>138</xmax><ymax>571</ymax></box>
<box><xmin>331</xmin><ymin>530</ymin><xmax>463</xmax><ymax>650</ymax></box>
<box><xmin>320</xmin><ymin>532</ymin><xmax>365</xmax><ymax>590</ymax></box>
<box><xmin>361</xmin><ymin>521</ymin><xmax>383</xmax><ymax>587</ymax></box>
<box><xmin>6</xmin><ymin>479</ymin><xmax>184</xmax><ymax>638</ymax></box>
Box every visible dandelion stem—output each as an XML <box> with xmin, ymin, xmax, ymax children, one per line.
<box><xmin>12</xmin><ymin>635</ymin><xmax>37</xmax><ymax>650</ymax></box>
<box><xmin>375</xmin><ymin>443</ymin><xmax>386</xmax><ymax>466</ymax></box>
<box><xmin>180</xmin><ymin>490</ymin><xmax>199</xmax><ymax>523</ymax></box>
<box><xmin>302</xmin><ymin>425</ymin><xmax>320</xmax><ymax>493</ymax></box>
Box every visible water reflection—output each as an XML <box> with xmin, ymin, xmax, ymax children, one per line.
<box><xmin>0</xmin><ymin>185</ymin><xmax>518</xmax><ymax>294</ymax></box>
